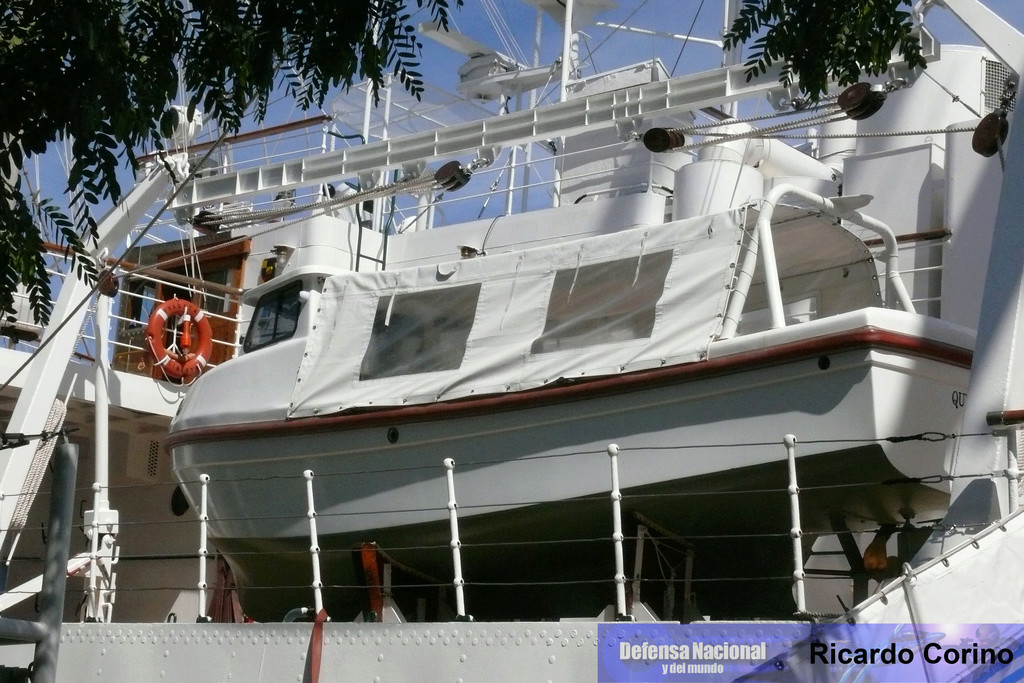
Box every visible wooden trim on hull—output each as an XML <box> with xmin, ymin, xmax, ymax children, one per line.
<box><xmin>165</xmin><ymin>327</ymin><xmax>972</xmax><ymax>450</ymax></box>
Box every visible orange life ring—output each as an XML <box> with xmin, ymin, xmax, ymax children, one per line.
<box><xmin>145</xmin><ymin>298</ymin><xmax>214</xmax><ymax>382</ymax></box>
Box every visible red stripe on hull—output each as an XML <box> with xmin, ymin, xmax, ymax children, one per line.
<box><xmin>165</xmin><ymin>327</ymin><xmax>972</xmax><ymax>450</ymax></box>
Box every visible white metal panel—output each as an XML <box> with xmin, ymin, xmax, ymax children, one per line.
<box><xmin>843</xmin><ymin>144</ymin><xmax>942</xmax><ymax>236</ymax></box>
<box><xmin>34</xmin><ymin>621</ymin><xmax>603</xmax><ymax>682</ymax></box>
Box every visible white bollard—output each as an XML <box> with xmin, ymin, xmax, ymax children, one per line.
<box><xmin>784</xmin><ymin>434</ymin><xmax>806</xmax><ymax>613</ymax></box>
<box><xmin>443</xmin><ymin>458</ymin><xmax>469</xmax><ymax>620</ymax></box>
<box><xmin>304</xmin><ymin>470</ymin><xmax>325</xmax><ymax>615</ymax></box>
<box><xmin>197</xmin><ymin>474</ymin><xmax>210</xmax><ymax>622</ymax></box>
<box><xmin>608</xmin><ymin>444</ymin><xmax>631</xmax><ymax>620</ymax></box>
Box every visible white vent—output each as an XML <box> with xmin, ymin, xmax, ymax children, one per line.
<box><xmin>146</xmin><ymin>441</ymin><xmax>160</xmax><ymax>478</ymax></box>
<box><xmin>983</xmin><ymin>59</ymin><xmax>1015</xmax><ymax>113</ymax></box>
<box><xmin>127</xmin><ymin>437</ymin><xmax>164</xmax><ymax>482</ymax></box>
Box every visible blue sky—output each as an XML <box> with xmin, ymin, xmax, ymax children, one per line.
<box><xmin>372</xmin><ymin>0</ymin><xmax>1024</xmax><ymax>130</ymax></box>
<box><xmin>423</xmin><ymin>0</ymin><xmax>1024</xmax><ymax>87</ymax></box>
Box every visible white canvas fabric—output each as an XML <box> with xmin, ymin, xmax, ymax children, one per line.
<box><xmin>288</xmin><ymin>209</ymin><xmax>747</xmax><ymax>417</ymax></box>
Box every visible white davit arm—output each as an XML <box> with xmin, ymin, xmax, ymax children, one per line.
<box><xmin>0</xmin><ymin>163</ymin><xmax>174</xmax><ymax>569</ymax></box>
<box><xmin>918</xmin><ymin>0</ymin><xmax>1024</xmax><ymax>75</ymax></box>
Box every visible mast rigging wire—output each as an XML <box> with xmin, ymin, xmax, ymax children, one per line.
<box><xmin>0</xmin><ymin>131</ymin><xmax>233</xmax><ymax>397</ymax></box>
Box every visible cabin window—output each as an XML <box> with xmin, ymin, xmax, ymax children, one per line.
<box><xmin>244</xmin><ymin>281</ymin><xmax>303</xmax><ymax>352</ymax></box>
<box><xmin>532</xmin><ymin>250</ymin><xmax>673</xmax><ymax>354</ymax></box>
<box><xmin>360</xmin><ymin>284</ymin><xmax>481</xmax><ymax>380</ymax></box>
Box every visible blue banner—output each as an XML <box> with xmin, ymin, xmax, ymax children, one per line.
<box><xmin>598</xmin><ymin>623</ymin><xmax>1024</xmax><ymax>682</ymax></box>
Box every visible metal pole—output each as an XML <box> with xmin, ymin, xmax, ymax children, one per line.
<box><xmin>197</xmin><ymin>474</ymin><xmax>210</xmax><ymax>622</ymax></box>
<box><xmin>721</xmin><ymin>0</ymin><xmax>742</xmax><ymax>117</ymax></box>
<box><xmin>784</xmin><ymin>434</ymin><xmax>806</xmax><ymax>613</ymax></box>
<box><xmin>608</xmin><ymin>444</ymin><xmax>630</xmax><ymax>619</ymax></box>
<box><xmin>559</xmin><ymin>0</ymin><xmax>576</xmax><ymax>103</ymax></box>
<box><xmin>443</xmin><ymin>458</ymin><xmax>469</xmax><ymax>620</ymax></box>
<box><xmin>94</xmin><ymin>294</ymin><xmax>110</xmax><ymax>508</ymax></box>
<box><xmin>32</xmin><ymin>440</ymin><xmax>79</xmax><ymax>683</ymax></box>
<box><xmin>374</xmin><ymin>76</ymin><xmax>395</xmax><ymax>234</ymax></box>
<box><xmin>85</xmin><ymin>483</ymin><xmax>101</xmax><ymax>620</ymax></box>
<box><xmin>304</xmin><ymin>470</ymin><xmax>325</xmax><ymax>615</ymax></box>
<box><xmin>86</xmin><ymin>293</ymin><xmax>108</xmax><ymax>621</ymax></box>
<box><xmin>522</xmin><ymin>8</ymin><xmax>543</xmax><ymax>214</ymax></box>
<box><xmin>504</xmin><ymin>95</ymin><xmax>519</xmax><ymax>217</ymax></box>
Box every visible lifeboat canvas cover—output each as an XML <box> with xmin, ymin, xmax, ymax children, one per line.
<box><xmin>287</xmin><ymin>209</ymin><xmax>746</xmax><ymax>417</ymax></box>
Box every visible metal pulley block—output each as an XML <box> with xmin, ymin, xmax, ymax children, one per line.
<box><xmin>838</xmin><ymin>82</ymin><xmax>887</xmax><ymax>120</ymax></box>
<box><xmin>434</xmin><ymin>161</ymin><xmax>473</xmax><ymax>191</ymax></box>
<box><xmin>96</xmin><ymin>269</ymin><xmax>119</xmax><ymax>297</ymax></box>
<box><xmin>642</xmin><ymin>127</ymin><xmax>688</xmax><ymax>153</ymax></box>
<box><xmin>972</xmin><ymin>112</ymin><xmax>1009</xmax><ymax>158</ymax></box>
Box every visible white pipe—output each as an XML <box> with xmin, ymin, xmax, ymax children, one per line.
<box><xmin>844</xmin><ymin>209</ymin><xmax>915</xmax><ymax>312</ymax></box>
<box><xmin>784</xmin><ymin>434</ymin><xmax>806</xmax><ymax>614</ymax></box>
<box><xmin>443</xmin><ymin>458</ymin><xmax>467</xmax><ymax>618</ymax></box>
<box><xmin>505</xmin><ymin>95</ymin><xmax>520</xmax><ymax>216</ymax></box>
<box><xmin>374</xmin><ymin>76</ymin><xmax>395</xmax><ymax>234</ymax></box>
<box><xmin>721</xmin><ymin>0</ymin><xmax>742</xmax><ymax>118</ymax></box>
<box><xmin>608</xmin><ymin>443</ymin><xmax>629</xmax><ymax>619</ymax></box>
<box><xmin>720</xmin><ymin>183</ymin><xmax>914</xmax><ymax>339</ymax></box>
<box><xmin>87</xmin><ymin>293</ymin><xmax>112</xmax><ymax>622</ymax></box>
<box><xmin>522</xmin><ymin>9</ymin><xmax>542</xmax><ymax>214</ymax></box>
<box><xmin>304</xmin><ymin>470</ymin><xmax>324</xmax><ymax>615</ymax></box>
<box><xmin>755</xmin><ymin>191</ymin><xmax>787</xmax><ymax>330</ymax></box>
<box><xmin>559</xmin><ymin>0</ymin><xmax>576</xmax><ymax>103</ymax></box>
<box><xmin>94</xmin><ymin>295</ymin><xmax>110</xmax><ymax>506</ymax></box>
<box><xmin>86</xmin><ymin>483</ymin><xmax>101</xmax><ymax>621</ymax></box>
<box><xmin>701</xmin><ymin>124</ymin><xmax>839</xmax><ymax>181</ymax></box>
<box><xmin>718</xmin><ymin>210</ymin><xmax>760</xmax><ymax>339</ymax></box>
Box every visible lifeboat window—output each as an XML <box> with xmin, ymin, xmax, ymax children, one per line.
<box><xmin>360</xmin><ymin>284</ymin><xmax>481</xmax><ymax>380</ymax></box>
<box><xmin>532</xmin><ymin>250</ymin><xmax>673</xmax><ymax>354</ymax></box>
<box><xmin>243</xmin><ymin>281</ymin><xmax>303</xmax><ymax>352</ymax></box>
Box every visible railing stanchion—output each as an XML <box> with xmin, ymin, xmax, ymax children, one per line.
<box><xmin>304</xmin><ymin>470</ymin><xmax>325</xmax><ymax>615</ymax></box>
<box><xmin>443</xmin><ymin>458</ymin><xmax>472</xmax><ymax>621</ymax></box>
<box><xmin>197</xmin><ymin>474</ymin><xmax>211</xmax><ymax>622</ymax></box>
<box><xmin>608</xmin><ymin>443</ymin><xmax>632</xmax><ymax>620</ymax></box>
<box><xmin>85</xmin><ymin>483</ymin><xmax>101</xmax><ymax>621</ymax></box>
<box><xmin>784</xmin><ymin>434</ymin><xmax>807</xmax><ymax>613</ymax></box>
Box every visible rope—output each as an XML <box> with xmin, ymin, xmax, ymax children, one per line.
<box><xmin>677</xmin><ymin>97</ymin><xmax>841</xmax><ymax>133</ymax></box>
<box><xmin>685</xmin><ymin>112</ymin><xmax>849</xmax><ymax>151</ymax></box>
<box><xmin>585</xmin><ymin>0</ymin><xmax>651</xmax><ymax>73</ymax></box>
<box><xmin>7</xmin><ymin>400</ymin><xmax>66</xmax><ymax>531</ymax></box>
<box><xmin>754</xmin><ymin>125</ymin><xmax>977</xmax><ymax>141</ymax></box>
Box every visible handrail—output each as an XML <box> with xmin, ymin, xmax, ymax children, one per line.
<box><xmin>136</xmin><ymin>114</ymin><xmax>332</xmax><ymax>165</ymax></box>
<box><xmin>719</xmin><ymin>184</ymin><xmax>915</xmax><ymax>340</ymax></box>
